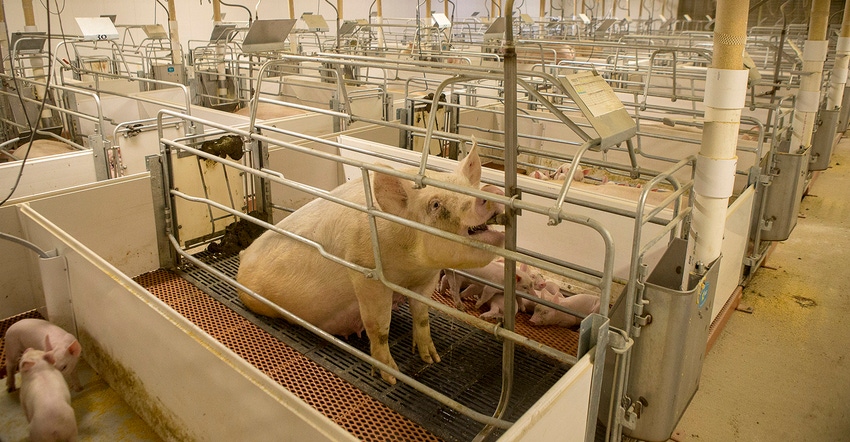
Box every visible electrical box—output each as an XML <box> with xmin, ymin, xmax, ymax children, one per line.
<box><xmin>151</xmin><ymin>64</ymin><xmax>184</xmax><ymax>89</ymax></box>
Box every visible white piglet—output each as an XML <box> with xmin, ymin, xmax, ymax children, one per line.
<box><xmin>5</xmin><ymin>319</ymin><xmax>82</xmax><ymax>392</ymax></box>
<box><xmin>237</xmin><ymin>138</ymin><xmax>506</xmax><ymax>384</ymax></box>
<box><xmin>530</xmin><ymin>293</ymin><xmax>601</xmax><ymax>327</ymax></box>
<box><xmin>19</xmin><ymin>348</ymin><xmax>78</xmax><ymax>442</ymax></box>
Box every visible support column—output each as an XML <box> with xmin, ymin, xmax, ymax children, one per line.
<box><xmin>21</xmin><ymin>0</ymin><xmax>47</xmax><ymax>104</ymax></box>
<box><xmin>788</xmin><ymin>0</ymin><xmax>830</xmax><ymax>152</ymax></box>
<box><xmin>0</xmin><ymin>1</ymin><xmax>9</xmax><ymax>73</ymax></box>
<box><xmin>826</xmin><ymin>0</ymin><xmax>850</xmax><ymax>110</ymax></box>
<box><xmin>212</xmin><ymin>0</ymin><xmax>227</xmax><ymax>99</ymax></box>
<box><xmin>167</xmin><ymin>0</ymin><xmax>183</xmax><ymax>65</ymax></box>
<box><xmin>376</xmin><ymin>0</ymin><xmax>385</xmax><ymax>49</ymax></box>
<box><xmin>691</xmin><ymin>0</ymin><xmax>749</xmax><ymax>270</ymax></box>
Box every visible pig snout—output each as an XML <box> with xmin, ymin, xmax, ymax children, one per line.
<box><xmin>476</xmin><ymin>184</ymin><xmax>506</xmax><ymax>225</ymax></box>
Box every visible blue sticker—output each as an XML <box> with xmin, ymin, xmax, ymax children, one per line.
<box><xmin>698</xmin><ymin>281</ymin><xmax>709</xmax><ymax>308</ymax></box>
<box><xmin>167</xmin><ymin>66</ymin><xmax>175</xmax><ymax>73</ymax></box>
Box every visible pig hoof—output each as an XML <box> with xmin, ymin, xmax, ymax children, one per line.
<box><xmin>379</xmin><ymin>370</ymin><xmax>397</xmax><ymax>385</ymax></box>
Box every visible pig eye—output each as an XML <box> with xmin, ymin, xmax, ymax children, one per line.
<box><xmin>429</xmin><ymin>199</ymin><xmax>441</xmax><ymax>213</ymax></box>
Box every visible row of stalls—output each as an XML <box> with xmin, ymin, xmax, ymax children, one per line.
<box><xmin>0</xmin><ymin>0</ymin><xmax>847</xmax><ymax>441</ymax></box>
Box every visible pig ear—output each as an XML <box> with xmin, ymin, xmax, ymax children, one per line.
<box><xmin>519</xmin><ymin>263</ymin><xmax>528</xmax><ymax>272</ymax></box>
<box><xmin>457</xmin><ymin>136</ymin><xmax>482</xmax><ymax>186</ymax></box>
<box><xmin>20</xmin><ymin>359</ymin><xmax>36</xmax><ymax>372</ymax></box>
<box><xmin>68</xmin><ymin>340</ymin><xmax>82</xmax><ymax>357</ymax></box>
<box><xmin>373</xmin><ymin>172</ymin><xmax>409</xmax><ymax>215</ymax></box>
<box><xmin>43</xmin><ymin>352</ymin><xmax>56</xmax><ymax>365</ymax></box>
<box><xmin>44</xmin><ymin>335</ymin><xmax>54</xmax><ymax>352</ymax></box>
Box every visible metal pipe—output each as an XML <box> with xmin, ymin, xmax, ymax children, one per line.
<box><xmin>474</xmin><ymin>1</ymin><xmax>518</xmax><ymax>439</ymax></box>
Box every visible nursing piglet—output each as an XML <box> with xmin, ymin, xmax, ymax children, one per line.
<box><xmin>5</xmin><ymin>319</ymin><xmax>82</xmax><ymax>392</ymax></box>
<box><xmin>237</xmin><ymin>138</ymin><xmax>506</xmax><ymax>384</ymax></box>
<box><xmin>441</xmin><ymin>260</ymin><xmax>540</xmax><ymax>311</ymax></box>
<box><xmin>19</xmin><ymin>348</ymin><xmax>78</xmax><ymax>442</ymax></box>
<box><xmin>530</xmin><ymin>293</ymin><xmax>601</xmax><ymax>327</ymax></box>
<box><xmin>475</xmin><ymin>276</ymin><xmax>541</xmax><ymax>318</ymax></box>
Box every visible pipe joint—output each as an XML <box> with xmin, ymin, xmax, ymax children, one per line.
<box><xmin>838</xmin><ymin>37</ymin><xmax>850</xmax><ymax>54</ymax></box>
<box><xmin>704</xmin><ymin>68</ymin><xmax>748</xmax><ymax>110</ymax></box>
<box><xmin>694</xmin><ymin>155</ymin><xmax>737</xmax><ymax>199</ymax></box>
<box><xmin>802</xmin><ymin>40</ymin><xmax>829</xmax><ymax>63</ymax></box>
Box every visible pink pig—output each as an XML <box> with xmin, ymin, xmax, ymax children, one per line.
<box><xmin>530</xmin><ymin>293</ymin><xmax>601</xmax><ymax>327</ymax></box>
<box><xmin>5</xmin><ymin>319</ymin><xmax>82</xmax><ymax>393</ymax></box>
<box><xmin>19</xmin><ymin>348</ymin><xmax>78</xmax><ymax>442</ymax></box>
<box><xmin>237</xmin><ymin>137</ymin><xmax>506</xmax><ymax>384</ymax></box>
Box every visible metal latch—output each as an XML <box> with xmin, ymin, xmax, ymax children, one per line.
<box><xmin>618</xmin><ymin>396</ymin><xmax>649</xmax><ymax>430</ymax></box>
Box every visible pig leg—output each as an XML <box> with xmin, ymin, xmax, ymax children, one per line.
<box><xmin>351</xmin><ymin>276</ymin><xmax>399</xmax><ymax>384</ymax></box>
<box><xmin>409</xmin><ymin>299</ymin><xmax>441</xmax><ymax>365</ymax></box>
<box><xmin>443</xmin><ymin>271</ymin><xmax>464</xmax><ymax>309</ymax></box>
<box><xmin>5</xmin><ymin>339</ymin><xmax>21</xmax><ymax>392</ymax></box>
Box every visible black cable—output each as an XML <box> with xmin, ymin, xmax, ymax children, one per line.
<box><xmin>155</xmin><ymin>0</ymin><xmax>171</xmax><ymax>21</ymax></box>
<box><xmin>0</xmin><ymin>0</ymin><xmax>55</xmax><ymax>207</ymax></box>
<box><xmin>220</xmin><ymin>0</ymin><xmax>253</xmax><ymax>25</ymax></box>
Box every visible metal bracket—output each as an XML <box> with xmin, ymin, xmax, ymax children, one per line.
<box><xmin>618</xmin><ymin>397</ymin><xmax>638</xmax><ymax>430</ymax></box>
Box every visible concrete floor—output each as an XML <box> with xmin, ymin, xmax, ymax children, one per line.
<box><xmin>0</xmin><ymin>359</ymin><xmax>161</xmax><ymax>442</ymax></box>
<box><xmin>673</xmin><ymin>133</ymin><xmax>850</xmax><ymax>441</ymax></box>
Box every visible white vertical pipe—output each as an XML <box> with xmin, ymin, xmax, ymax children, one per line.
<box><xmin>788</xmin><ymin>0</ymin><xmax>830</xmax><ymax>152</ymax></box>
<box><xmin>827</xmin><ymin>0</ymin><xmax>850</xmax><ymax>110</ymax></box>
<box><xmin>691</xmin><ymin>0</ymin><xmax>749</xmax><ymax>267</ymax></box>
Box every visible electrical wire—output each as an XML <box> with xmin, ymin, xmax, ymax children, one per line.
<box><xmin>0</xmin><ymin>0</ymin><xmax>55</xmax><ymax>207</ymax></box>
<box><xmin>220</xmin><ymin>0</ymin><xmax>253</xmax><ymax>24</ymax></box>
<box><xmin>0</xmin><ymin>232</ymin><xmax>50</xmax><ymax>258</ymax></box>
<box><xmin>37</xmin><ymin>0</ymin><xmax>65</xmax><ymax>15</ymax></box>
<box><xmin>155</xmin><ymin>0</ymin><xmax>171</xmax><ymax>21</ymax></box>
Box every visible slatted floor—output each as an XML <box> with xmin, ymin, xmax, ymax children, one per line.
<box><xmin>134</xmin><ymin>251</ymin><xmax>583</xmax><ymax>441</ymax></box>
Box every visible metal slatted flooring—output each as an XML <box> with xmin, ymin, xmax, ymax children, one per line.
<box><xmin>135</xmin><ymin>251</ymin><xmax>581</xmax><ymax>442</ymax></box>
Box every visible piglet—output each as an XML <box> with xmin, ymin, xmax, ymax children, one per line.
<box><xmin>527</xmin><ymin>170</ymin><xmax>550</xmax><ymax>180</ymax></box>
<box><xmin>5</xmin><ymin>319</ymin><xmax>82</xmax><ymax>393</ymax></box>
<box><xmin>19</xmin><ymin>348</ymin><xmax>78</xmax><ymax>442</ymax></box>
<box><xmin>530</xmin><ymin>293</ymin><xmax>601</xmax><ymax>327</ymax></box>
<box><xmin>442</xmin><ymin>260</ymin><xmax>538</xmax><ymax>310</ymax></box>
<box><xmin>551</xmin><ymin>162</ymin><xmax>586</xmax><ymax>182</ymax></box>
<box><xmin>476</xmin><ymin>282</ymin><xmax>541</xmax><ymax>320</ymax></box>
